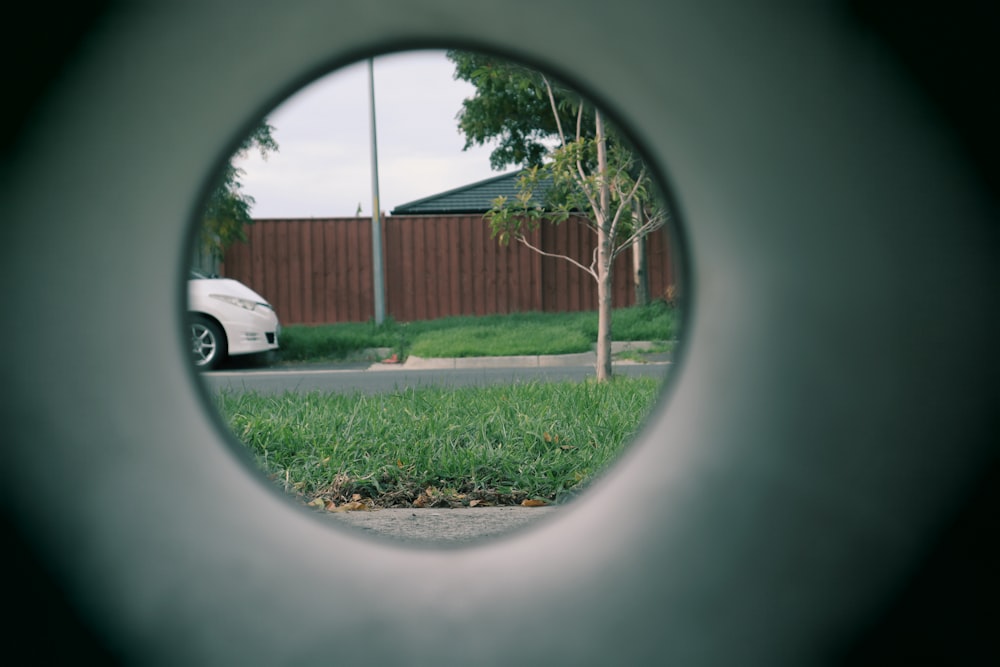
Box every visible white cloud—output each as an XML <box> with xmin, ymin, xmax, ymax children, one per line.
<box><xmin>233</xmin><ymin>50</ymin><xmax>503</xmax><ymax>218</ymax></box>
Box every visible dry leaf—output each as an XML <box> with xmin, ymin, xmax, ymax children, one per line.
<box><xmin>468</xmin><ymin>499</ymin><xmax>483</xmax><ymax>507</ymax></box>
<box><xmin>521</xmin><ymin>499</ymin><xmax>548</xmax><ymax>507</ymax></box>
<box><xmin>307</xmin><ymin>497</ymin><xmax>326</xmax><ymax>509</ymax></box>
<box><xmin>543</xmin><ymin>432</ymin><xmax>552</xmax><ymax>443</ymax></box>
<box><xmin>330</xmin><ymin>501</ymin><xmax>368</xmax><ymax>512</ymax></box>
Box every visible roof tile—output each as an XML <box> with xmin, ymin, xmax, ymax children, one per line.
<box><xmin>390</xmin><ymin>169</ymin><xmax>554</xmax><ymax>215</ymax></box>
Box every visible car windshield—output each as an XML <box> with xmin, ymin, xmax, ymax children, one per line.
<box><xmin>190</xmin><ymin>270</ymin><xmax>208</xmax><ymax>279</ymax></box>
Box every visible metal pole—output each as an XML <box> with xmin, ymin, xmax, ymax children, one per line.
<box><xmin>368</xmin><ymin>57</ymin><xmax>386</xmax><ymax>325</ymax></box>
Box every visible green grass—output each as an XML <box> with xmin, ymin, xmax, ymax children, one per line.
<box><xmin>407</xmin><ymin>322</ymin><xmax>592</xmax><ymax>357</ymax></box>
<box><xmin>277</xmin><ymin>300</ymin><xmax>679</xmax><ymax>362</ymax></box>
<box><xmin>217</xmin><ymin>377</ymin><xmax>662</xmax><ymax>508</ymax></box>
<box><xmin>223</xmin><ymin>302</ymin><xmax>676</xmax><ymax>511</ymax></box>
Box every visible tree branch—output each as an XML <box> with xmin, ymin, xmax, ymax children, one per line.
<box><xmin>542</xmin><ymin>76</ymin><xmax>567</xmax><ymax>149</ymax></box>
<box><xmin>609</xmin><ymin>209</ymin><xmax>669</xmax><ymax>262</ymax></box>
<box><xmin>607</xmin><ymin>166</ymin><xmax>648</xmax><ymax>242</ymax></box>
<box><xmin>515</xmin><ymin>233</ymin><xmax>599</xmax><ymax>282</ymax></box>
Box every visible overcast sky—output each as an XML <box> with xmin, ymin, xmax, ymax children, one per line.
<box><xmin>233</xmin><ymin>49</ymin><xmax>508</xmax><ymax>219</ymax></box>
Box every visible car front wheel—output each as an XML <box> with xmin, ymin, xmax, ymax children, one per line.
<box><xmin>190</xmin><ymin>316</ymin><xmax>227</xmax><ymax>370</ymax></box>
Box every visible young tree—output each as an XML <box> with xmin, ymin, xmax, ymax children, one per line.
<box><xmin>449</xmin><ymin>51</ymin><xmax>667</xmax><ymax>381</ymax></box>
<box><xmin>195</xmin><ymin>122</ymin><xmax>278</xmax><ymax>270</ymax></box>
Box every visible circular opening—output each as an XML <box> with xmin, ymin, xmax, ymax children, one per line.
<box><xmin>185</xmin><ymin>48</ymin><xmax>685</xmax><ymax>547</ymax></box>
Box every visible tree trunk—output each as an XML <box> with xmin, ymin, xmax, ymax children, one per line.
<box><xmin>595</xmin><ymin>237</ymin><xmax>614</xmax><ymax>381</ymax></box>
<box><xmin>595</xmin><ymin>110</ymin><xmax>613</xmax><ymax>382</ymax></box>
<box><xmin>192</xmin><ymin>235</ymin><xmax>222</xmax><ymax>277</ymax></box>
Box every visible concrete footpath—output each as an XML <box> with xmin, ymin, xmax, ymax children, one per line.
<box><xmin>320</xmin><ymin>505</ymin><xmax>561</xmax><ymax>546</ymax></box>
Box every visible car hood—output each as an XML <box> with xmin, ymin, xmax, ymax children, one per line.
<box><xmin>189</xmin><ymin>278</ymin><xmax>272</xmax><ymax>305</ymax></box>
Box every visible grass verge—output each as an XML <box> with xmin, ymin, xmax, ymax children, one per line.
<box><xmin>217</xmin><ymin>377</ymin><xmax>661</xmax><ymax>509</ymax></box>
<box><xmin>276</xmin><ymin>300</ymin><xmax>678</xmax><ymax>362</ymax></box>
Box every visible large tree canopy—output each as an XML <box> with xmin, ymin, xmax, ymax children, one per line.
<box><xmin>448</xmin><ymin>50</ymin><xmax>598</xmax><ymax>171</ymax></box>
<box><xmin>198</xmin><ymin>122</ymin><xmax>278</xmax><ymax>261</ymax></box>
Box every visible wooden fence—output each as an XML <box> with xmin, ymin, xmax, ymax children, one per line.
<box><xmin>221</xmin><ymin>214</ymin><xmax>675</xmax><ymax>325</ymax></box>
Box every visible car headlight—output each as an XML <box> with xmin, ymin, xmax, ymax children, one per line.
<box><xmin>209</xmin><ymin>294</ymin><xmax>268</xmax><ymax>312</ymax></box>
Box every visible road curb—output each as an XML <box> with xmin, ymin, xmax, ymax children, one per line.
<box><xmin>366</xmin><ymin>341</ymin><xmax>673</xmax><ymax>371</ymax></box>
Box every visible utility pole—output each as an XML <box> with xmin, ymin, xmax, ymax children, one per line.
<box><xmin>368</xmin><ymin>57</ymin><xmax>386</xmax><ymax>325</ymax></box>
<box><xmin>632</xmin><ymin>203</ymin><xmax>649</xmax><ymax>306</ymax></box>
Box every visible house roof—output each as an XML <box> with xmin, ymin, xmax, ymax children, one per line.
<box><xmin>390</xmin><ymin>169</ymin><xmax>554</xmax><ymax>215</ymax></box>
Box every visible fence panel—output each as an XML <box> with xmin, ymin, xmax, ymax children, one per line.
<box><xmin>222</xmin><ymin>215</ymin><xmax>674</xmax><ymax>325</ymax></box>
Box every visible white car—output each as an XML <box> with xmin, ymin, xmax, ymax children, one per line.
<box><xmin>188</xmin><ymin>270</ymin><xmax>280</xmax><ymax>370</ymax></box>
